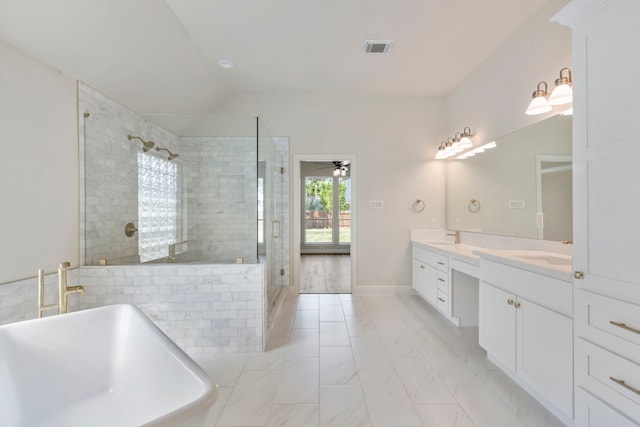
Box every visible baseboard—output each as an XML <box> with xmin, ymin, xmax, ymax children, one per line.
<box><xmin>354</xmin><ymin>285</ymin><xmax>416</xmax><ymax>296</ymax></box>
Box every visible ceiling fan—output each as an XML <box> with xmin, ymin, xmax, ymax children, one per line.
<box><xmin>315</xmin><ymin>161</ymin><xmax>351</xmax><ymax>176</ymax></box>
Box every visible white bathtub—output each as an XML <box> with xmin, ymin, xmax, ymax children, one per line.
<box><xmin>0</xmin><ymin>304</ymin><xmax>218</xmax><ymax>427</ymax></box>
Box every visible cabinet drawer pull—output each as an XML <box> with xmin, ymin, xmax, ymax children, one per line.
<box><xmin>507</xmin><ymin>299</ymin><xmax>514</xmax><ymax>306</ymax></box>
<box><xmin>609</xmin><ymin>377</ymin><xmax>640</xmax><ymax>396</ymax></box>
<box><xmin>514</xmin><ymin>301</ymin><xmax>521</xmax><ymax>309</ymax></box>
<box><xmin>438</xmin><ymin>297</ymin><xmax>445</xmax><ymax>302</ymax></box>
<box><xmin>610</xmin><ymin>321</ymin><xmax>640</xmax><ymax>335</ymax></box>
<box><xmin>419</xmin><ymin>265</ymin><xmax>425</xmax><ymax>269</ymax></box>
<box><xmin>437</xmin><ymin>261</ymin><xmax>445</xmax><ymax>266</ymax></box>
<box><xmin>438</xmin><ymin>278</ymin><xmax>445</xmax><ymax>282</ymax></box>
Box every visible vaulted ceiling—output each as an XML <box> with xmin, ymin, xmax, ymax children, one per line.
<box><xmin>0</xmin><ymin>0</ymin><xmax>548</xmax><ymax>115</ymax></box>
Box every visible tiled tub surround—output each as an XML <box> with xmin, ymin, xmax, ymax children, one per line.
<box><xmin>0</xmin><ymin>263</ymin><xmax>266</xmax><ymax>355</ymax></box>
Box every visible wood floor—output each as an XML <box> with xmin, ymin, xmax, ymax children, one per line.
<box><xmin>300</xmin><ymin>254</ymin><xmax>351</xmax><ymax>294</ymax></box>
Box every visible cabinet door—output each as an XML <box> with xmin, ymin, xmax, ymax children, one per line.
<box><xmin>517</xmin><ymin>297</ymin><xmax>573</xmax><ymax>418</ymax></box>
<box><xmin>412</xmin><ymin>259</ymin><xmax>428</xmax><ymax>299</ymax></box>
<box><xmin>572</xmin><ymin>0</ymin><xmax>640</xmax><ymax>299</ymax></box>
<box><xmin>479</xmin><ymin>282</ymin><xmax>516</xmax><ymax>372</ymax></box>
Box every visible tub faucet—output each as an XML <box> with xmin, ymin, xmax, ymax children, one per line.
<box><xmin>58</xmin><ymin>262</ymin><xmax>84</xmax><ymax>315</ymax></box>
<box><xmin>447</xmin><ymin>230</ymin><xmax>460</xmax><ymax>244</ymax></box>
<box><xmin>37</xmin><ymin>269</ymin><xmax>59</xmax><ymax>318</ymax></box>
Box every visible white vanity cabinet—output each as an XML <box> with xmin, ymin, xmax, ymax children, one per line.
<box><xmin>479</xmin><ymin>259</ymin><xmax>573</xmax><ymax>423</ymax></box>
<box><xmin>554</xmin><ymin>0</ymin><xmax>640</xmax><ymax>423</ymax></box>
<box><xmin>412</xmin><ymin>244</ymin><xmax>450</xmax><ymax>317</ymax></box>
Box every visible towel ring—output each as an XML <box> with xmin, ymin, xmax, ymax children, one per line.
<box><xmin>468</xmin><ymin>199</ymin><xmax>480</xmax><ymax>212</ymax></box>
<box><xmin>412</xmin><ymin>199</ymin><xmax>426</xmax><ymax>213</ymax></box>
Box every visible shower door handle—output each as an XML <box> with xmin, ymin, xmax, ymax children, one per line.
<box><xmin>272</xmin><ymin>220</ymin><xmax>281</xmax><ymax>239</ymax></box>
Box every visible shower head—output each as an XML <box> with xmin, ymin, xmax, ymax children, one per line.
<box><xmin>127</xmin><ymin>135</ymin><xmax>155</xmax><ymax>152</ymax></box>
<box><xmin>155</xmin><ymin>147</ymin><xmax>179</xmax><ymax>161</ymax></box>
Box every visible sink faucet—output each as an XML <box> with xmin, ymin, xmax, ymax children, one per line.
<box><xmin>58</xmin><ymin>262</ymin><xmax>84</xmax><ymax>315</ymax></box>
<box><xmin>446</xmin><ymin>230</ymin><xmax>460</xmax><ymax>244</ymax></box>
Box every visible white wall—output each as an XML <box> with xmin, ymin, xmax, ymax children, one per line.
<box><xmin>445</xmin><ymin>0</ymin><xmax>572</xmax><ymax>145</ymax></box>
<box><xmin>181</xmin><ymin>94</ymin><xmax>448</xmax><ymax>289</ymax></box>
<box><xmin>0</xmin><ymin>40</ymin><xmax>78</xmax><ymax>284</ymax></box>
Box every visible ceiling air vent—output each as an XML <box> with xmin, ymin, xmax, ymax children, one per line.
<box><xmin>363</xmin><ymin>40</ymin><xmax>394</xmax><ymax>54</ymax></box>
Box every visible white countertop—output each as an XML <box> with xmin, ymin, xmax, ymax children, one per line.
<box><xmin>411</xmin><ymin>237</ymin><xmax>573</xmax><ymax>282</ymax></box>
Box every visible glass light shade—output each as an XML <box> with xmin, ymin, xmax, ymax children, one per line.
<box><xmin>525</xmin><ymin>95</ymin><xmax>552</xmax><ymax>115</ymax></box>
<box><xmin>340</xmin><ymin>168</ymin><xmax>347</xmax><ymax>177</ymax></box>
<box><xmin>548</xmin><ymin>83</ymin><xmax>573</xmax><ymax>105</ymax></box>
<box><xmin>333</xmin><ymin>168</ymin><xmax>340</xmax><ymax>176</ymax></box>
<box><xmin>459</xmin><ymin>136</ymin><xmax>473</xmax><ymax>149</ymax></box>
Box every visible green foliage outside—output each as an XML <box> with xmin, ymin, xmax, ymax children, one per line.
<box><xmin>305</xmin><ymin>178</ymin><xmax>350</xmax><ymax>211</ymax></box>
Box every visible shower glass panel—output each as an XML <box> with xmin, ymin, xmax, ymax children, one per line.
<box><xmin>257</xmin><ymin>118</ymin><xmax>285</xmax><ymax>309</ymax></box>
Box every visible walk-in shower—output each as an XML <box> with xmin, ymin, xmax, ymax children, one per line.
<box><xmin>79</xmin><ymin>84</ymin><xmax>288</xmax><ymax>315</ymax></box>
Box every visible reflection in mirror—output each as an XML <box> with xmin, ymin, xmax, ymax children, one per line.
<box><xmin>446</xmin><ymin>114</ymin><xmax>571</xmax><ymax>240</ymax></box>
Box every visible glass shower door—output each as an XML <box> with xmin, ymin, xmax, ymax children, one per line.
<box><xmin>257</xmin><ymin>118</ymin><xmax>284</xmax><ymax>314</ymax></box>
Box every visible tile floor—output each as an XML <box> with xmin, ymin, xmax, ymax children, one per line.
<box><xmin>194</xmin><ymin>293</ymin><xmax>564</xmax><ymax>427</ymax></box>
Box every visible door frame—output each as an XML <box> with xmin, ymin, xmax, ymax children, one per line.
<box><xmin>292</xmin><ymin>154</ymin><xmax>357</xmax><ymax>294</ymax></box>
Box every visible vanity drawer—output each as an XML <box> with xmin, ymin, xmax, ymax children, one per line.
<box><xmin>412</xmin><ymin>245</ymin><xmax>449</xmax><ymax>271</ymax></box>
<box><xmin>576</xmin><ymin>290</ymin><xmax>640</xmax><ymax>363</ymax></box>
<box><xmin>436</xmin><ymin>271</ymin><xmax>449</xmax><ymax>293</ymax></box>
<box><xmin>436</xmin><ymin>289</ymin><xmax>448</xmax><ymax>312</ymax></box>
<box><xmin>576</xmin><ymin>338</ymin><xmax>640</xmax><ymax>420</ymax></box>
<box><xmin>576</xmin><ymin>387</ymin><xmax>640</xmax><ymax>427</ymax></box>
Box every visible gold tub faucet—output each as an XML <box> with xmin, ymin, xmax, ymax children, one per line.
<box><xmin>58</xmin><ymin>262</ymin><xmax>84</xmax><ymax>315</ymax></box>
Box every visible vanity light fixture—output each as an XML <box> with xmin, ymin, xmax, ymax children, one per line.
<box><xmin>434</xmin><ymin>127</ymin><xmax>476</xmax><ymax>159</ymax></box>
<box><xmin>548</xmin><ymin>68</ymin><xmax>573</xmax><ymax>106</ymax></box>
<box><xmin>525</xmin><ymin>81</ymin><xmax>552</xmax><ymax>115</ymax></box>
<box><xmin>459</xmin><ymin>127</ymin><xmax>473</xmax><ymax>149</ymax></box>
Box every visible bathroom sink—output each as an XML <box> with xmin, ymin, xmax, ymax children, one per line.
<box><xmin>428</xmin><ymin>241</ymin><xmax>456</xmax><ymax>246</ymax></box>
<box><xmin>0</xmin><ymin>304</ymin><xmax>218</xmax><ymax>427</ymax></box>
<box><xmin>516</xmin><ymin>254</ymin><xmax>572</xmax><ymax>266</ymax></box>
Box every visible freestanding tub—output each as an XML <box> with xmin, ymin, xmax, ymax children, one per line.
<box><xmin>0</xmin><ymin>304</ymin><xmax>218</xmax><ymax>427</ymax></box>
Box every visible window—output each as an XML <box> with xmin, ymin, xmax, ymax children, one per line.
<box><xmin>137</xmin><ymin>153</ymin><xmax>178</xmax><ymax>262</ymax></box>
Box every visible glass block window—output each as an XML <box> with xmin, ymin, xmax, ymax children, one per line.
<box><xmin>138</xmin><ymin>153</ymin><xmax>178</xmax><ymax>262</ymax></box>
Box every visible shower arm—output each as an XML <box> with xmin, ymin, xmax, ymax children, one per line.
<box><xmin>127</xmin><ymin>135</ymin><xmax>155</xmax><ymax>152</ymax></box>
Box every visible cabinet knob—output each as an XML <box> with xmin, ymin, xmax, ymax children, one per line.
<box><xmin>419</xmin><ymin>265</ymin><xmax>425</xmax><ymax>269</ymax></box>
<box><xmin>514</xmin><ymin>301</ymin><xmax>521</xmax><ymax>309</ymax></box>
<box><xmin>574</xmin><ymin>271</ymin><xmax>584</xmax><ymax>279</ymax></box>
<box><xmin>507</xmin><ymin>299</ymin><xmax>514</xmax><ymax>306</ymax></box>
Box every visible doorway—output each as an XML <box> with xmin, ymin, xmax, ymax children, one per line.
<box><xmin>293</xmin><ymin>156</ymin><xmax>356</xmax><ymax>294</ymax></box>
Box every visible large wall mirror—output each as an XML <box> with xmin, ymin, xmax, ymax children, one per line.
<box><xmin>446</xmin><ymin>114</ymin><xmax>572</xmax><ymax>241</ymax></box>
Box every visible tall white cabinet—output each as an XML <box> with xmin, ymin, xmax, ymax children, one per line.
<box><xmin>555</xmin><ymin>0</ymin><xmax>640</xmax><ymax>424</ymax></box>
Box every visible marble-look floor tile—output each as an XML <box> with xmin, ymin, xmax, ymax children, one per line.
<box><xmin>194</xmin><ymin>353</ymin><xmax>249</xmax><ymax>387</ymax></box>
<box><xmin>380</xmin><ymin>333</ymin><xmax>424</xmax><ymax>359</ymax></box>
<box><xmin>484</xmin><ymin>369</ymin><xmax>566</xmax><ymax>427</ymax></box>
<box><xmin>293</xmin><ymin>309</ymin><xmax>320</xmax><ymax>329</ymax></box>
<box><xmin>358</xmin><ymin>369</ymin><xmax>422</xmax><ymax>427</ymax></box>
<box><xmin>320</xmin><ymin>306</ymin><xmax>345</xmax><ymax>322</ymax></box>
<box><xmin>320</xmin><ymin>385</ymin><xmax>371</xmax><ymax>427</ymax></box>
<box><xmin>216</xmin><ymin>369</ymin><xmax>281</xmax><ymax>426</ymax></box>
<box><xmin>268</xmin><ymin>404</ymin><xmax>319</xmax><ymax>427</ymax></box>
<box><xmin>413</xmin><ymin>404</ymin><xmax>475</xmax><ymax>427</ymax></box>
<box><xmin>274</xmin><ymin>357</ymin><xmax>319</xmax><ymax>404</ymax></box>
<box><xmin>319</xmin><ymin>294</ymin><xmax>342</xmax><ymax>306</ymax></box>
<box><xmin>392</xmin><ymin>357</ymin><xmax>456</xmax><ymax>404</ymax></box>
<box><xmin>320</xmin><ymin>346</ymin><xmax>359</xmax><ymax>385</ymax></box>
<box><xmin>204</xmin><ymin>386</ymin><xmax>232</xmax><ymax>427</ymax></box>
<box><xmin>350</xmin><ymin>336</ymin><xmax>394</xmax><ymax>371</ymax></box>
<box><xmin>245</xmin><ymin>343</ymin><xmax>289</xmax><ymax>370</ymax></box>
<box><xmin>320</xmin><ymin>321</ymin><xmax>350</xmax><ymax>346</ymax></box>
<box><xmin>344</xmin><ymin>315</ymin><xmax>378</xmax><ymax>337</ymax></box>
<box><xmin>288</xmin><ymin>328</ymin><xmax>320</xmax><ymax>358</ymax></box>
<box><xmin>451</xmin><ymin>384</ymin><xmax>528</xmax><ymax>427</ymax></box>
<box><xmin>298</xmin><ymin>294</ymin><xmax>320</xmax><ymax>310</ymax></box>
